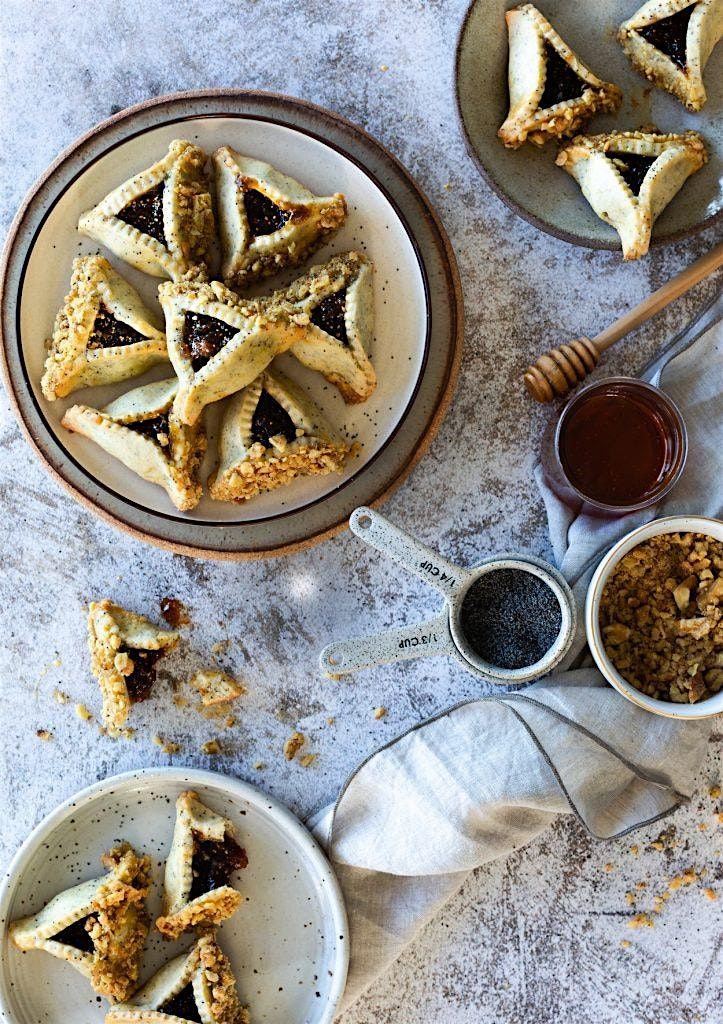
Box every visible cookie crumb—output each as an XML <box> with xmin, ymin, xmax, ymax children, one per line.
<box><xmin>299</xmin><ymin>753</ymin><xmax>318</xmax><ymax>768</ymax></box>
<box><xmin>190</xmin><ymin>668</ymin><xmax>247</xmax><ymax>706</ymax></box>
<box><xmin>211</xmin><ymin>640</ymin><xmax>232</xmax><ymax>656</ymax></box>
<box><xmin>709</xmin><ymin>785</ymin><xmax>721</xmax><ymax>799</ymax></box>
<box><xmin>703</xmin><ymin>888</ymin><xmax>717</xmax><ymax>901</ymax></box>
<box><xmin>201</xmin><ymin>738</ymin><xmax>222</xmax><ymax>755</ymax></box>
<box><xmin>36</xmin><ymin>729</ymin><xmax>53</xmax><ymax>741</ymax></box>
<box><xmin>284</xmin><ymin>731</ymin><xmax>305</xmax><ymax>761</ymax></box>
<box><xmin>604</xmin><ymin>862</ymin><xmax>614</xmax><ymax>872</ymax></box>
<box><xmin>629</xmin><ymin>844</ymin><xmax>639</xmax><ymax>856</ymax></box>
<box><xmin>75</xmin><ymin>703</ymin><xmax>93</xmax><ymax>722</ymax></box>
<box><xmin>380</xmin><ymin>64</ymin><xmax>389</xmax><ymax>71</ymax></box>
<box><xmin>373</xmin><ymin>706</ymin><xmax>387</xmax><ymax>720</ymax></box>
<box><xmin>152</xmin><ymin>734</ymin><xmax>180</xmax><ymax>754</ymax></box>
<box><xmin>326</xmin><ymin>717</ymin><xmax>335</xmax><ymax>726</ymax></box>
<box><xmin>52</xmin><ymin>688</ymin><xmax>70</xmax><ymax>705</ymax></box>
<box><xmin>627</xmin><ymin>913</ymin><xmax>654</xmax><ymax>929</ymax></box>
<box><xmin>620</xmin><ymin>939</ymin><xmax>632</xmax><ymax>949</ymax></box>
<box><xmin>253</xmin><ymin>761</ymin><xmax>266</xmax><ymax>771</ymax></box>
<box><xmin>52</xmin><ymin>658</ymin><xmax>62</xmax><ymax>668</ymax></box>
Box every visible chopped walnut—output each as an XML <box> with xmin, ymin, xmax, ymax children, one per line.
<box><xmin>600</xmin><ymin>533</ymin><xmax>723</xmax><ymax>703</ymax></box>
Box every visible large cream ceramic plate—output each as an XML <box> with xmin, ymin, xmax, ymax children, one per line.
<box><xmin>0</xmin><ymin>768</ymin><xmax>348</xmax><ymax>1024</ymax></box>
<box><xmin>0</xmin><ymin>91</ymin><xmax>462</xmax><ymax>558</ymax></box>
<box><xmin>456</xmin><ymin>0</ymin><xmax>722</xmax><ymax>249</ymax></box>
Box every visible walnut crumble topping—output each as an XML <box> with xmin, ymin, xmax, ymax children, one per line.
<box><xmin>600</xmin><ymin>532</ymin><xmax>723</xmax><ymax>703</ymax></box>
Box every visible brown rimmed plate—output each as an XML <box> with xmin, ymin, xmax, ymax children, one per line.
<box><xmin>0</xmin><ymin>90</ymin><xmax>462</xmax><ymax>560</ymax></box>
<box><xmin>455</xmin><ymin>0</ymin><xmax>722</xmax><ymax>250</ymax></box>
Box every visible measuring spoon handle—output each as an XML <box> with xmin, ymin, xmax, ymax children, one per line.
<box><xmin>350</xmin><ymin>507</ymin><xmax>469</xmax><ymax>598</ymax></box>
<box><xmin>319</xmin><ymin>612</ymin><xmax>454</xmax><ymax>677</ymax></box>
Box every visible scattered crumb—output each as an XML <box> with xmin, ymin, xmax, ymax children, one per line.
<box><xmin>668</xmin><ymin>870</ymin><xmax>697</xmax><ymax>891</ymax></box>
<box><xmin>75</xmin><ymin>703</ymin><xmax>93</xmax><ymax>722</ymax></box>
<box><xmin>652</xmin><ymin>894</ymin><xmax>667</xmax><ymax>912</ymax></box>
<box><xmin>698</xmin><ymin>823</ymin><xmax>708</xmax><ymax>831</ymax></box>
<box><xmin>716</xmin><ymin>813</ymin><xmax>723</xmax><ymax>824</ymax></box>
<box><xmin>625</xmin><ymin>893</ymin><xmax>636</xmax><ymax>906</ymax></box>
<box><xmin>253</xmin><ymin>761</ymin><xmax>266</xmax><ymax>771</ymax></box>
<box><xmin>52</xmin><ymin>689</ymin><xmax>69</xmax><ymax>705</ymax></box>
<box><xmin>620</xmin><ymin>940</ymin><xmax>632</xmax><ymax>949</ymax></box>
<box><xmin>36</xmin><ymin>729</ymin><xmax>53</xmax><ymax>741</ymax></box>
<box><xmin>224</xmin><ymin>715</ymin><xmax>236</xmax><ymax>728</ymax></box>
<box><xmin>379</xmin><ymin>64</ymin><xmax>388</xmax><ymax>71</ymax></box>
<box><xmin>636</xmin><ymin>881</ymin><xmax>647</xmax><ymax>890</ymax></box>
<box><xmin>628</xmin><ymin>913</ymin><xmax>654</xmax><ymax>929</ymax></box>
<box><xmin>373</xmin><ymin>706</ymin><xmax>387</xmax><ymax>720</ymax></box>
<box><xmin>709</xmin><ymin>785</ymin><xmax>721</xmax><ymax>799</ymax></box>
<box><xmin>299</xmin><ymin>753</ymin><xmax>318</xmax><ymax>768</ymax></box>
<box><xmin>629</xmin><ymin>845</ymin><xmax>639</xmax><ymax>856</ymax></box>
<box><xmin>604</xmin><ymin>863</ymin><xmax>614</xmax><ymax>872</ymax></box>
<box><xmin>326</xmin><ymin>717</ymin><xmax>335</xmax><ymax>726</ymax></box>
<box><xmin>152</xmin><ymin>735</ymin><xmax>180</xmax><ymax>755</ymax></box>
<box><xmin>52</xmin><ymin>658</ymin><xmax>62</xmax><ymax>668</ymax></box>
<box><xmin>190</xmin><ymin>668</ymin><xmax>247</xmax><ymax>706</ymax></box>
<box><xmin>443</xmin><ymin>182</ymin><xmax>453</xmax><ymax>190</ymax></box>
<box><xmin>211</xmin><ymin>640</ymin><xmax>232</xmax><ymax>656</ymax></box>
<box><xmin>201</xmin><ymin>739</ymin><xmax>222</xmax><ymax>755</ymax></box>
<box><xmin>173</xmin><ymin>695</ymin><xmax>189</xmax><ymax>709</ymax></box>
<box><xmin>284</xmin><ymin>731</ymin><xmax>305</xmax><ymax>761</ymax></box>
<box><xmin>703</xmin><ymin>888</ymin><xmax>717</xmax><ymax>901</ymax></box>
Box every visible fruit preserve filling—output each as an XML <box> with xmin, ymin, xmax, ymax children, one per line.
<box><xmin>250</xmin><ymin>390</ymin><xmax>297</xmax><ymax>448</ymax></box>
<box><xmin>88</xmin><ymin>307</ymin><xmax>147</xmax><ymax>349</ymax></box>
<box><xmin>117</xmin><ymin>182</ymin><xmax>167</xmax><ymax>244</ymax></box>
<box><xmin>639</xmin><ymin>5</ymin><xmax>693</xmax><ymax>69</ymax></box>
<box><xmin>52</xmin><ymin>916</ymin><xmax>96</xmax><ymax>954</ymax></box>
<box><xmin>126</xmin><ymin>414</ymin><xmax>171</xmax><ymax>448</ymax></box>
<box><xmin>160</xmin><ymin>984</ymin><xmax>203</xmax><ymax>1023</ymax></box>
<box><xmin>540</xmin><ymin>42</ymin><xmax>584</xmax><ymax>108</ymax></box>
<box><xmin>243</xmin><ymin>187</ymin><xmax>292</xmax><ymax>237</ymax></box>
<box><xmin>611</xmin><ymin>152</ymin><xmax>657</xmax><ymax>195</ymax></box>
<box><xmin>182</xmin><ymin>312</ymin><xmax>239</xmax><ymax>372</ymax></box>
<box><xmin>310</xmin><ymin>290</ymin><xmax>349</xmax><ymax>345</ymax></box>
<box><xmin>189</xmin><ymin>833</ymin><xmax>248</xmax><ymax>901</ymax></box>
<box><xmin>119</xmin><ymin>647</ymin><xmax>166</xmax><ymax>703</ymax></box>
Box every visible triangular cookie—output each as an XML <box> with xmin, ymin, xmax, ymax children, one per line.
<box><xmin>106</xmin><ymin>933</ymin><xmax>250</xmax><ymax>1024</ymax></box>
<box><xmin>619</xmin><ymin>0</ymin><xmax>722</xmax><ymax>111</ymax></box>
<box><xmin>156</xmin><ymin>790</ymin><xmax>247</xmax><ymax>940</ymax></box>
<box><xmin>208</xmin><ymin>365</ymin><xmax>351</xmax><ymax>504</ymax></box>
<box><xmin>62</xmin><ymin>377</ymin><xmax>207</xmax><ymax>512</ymax></box>
<box><xmin>556</xmin><ymin>129</ymin><xmax>707</xmax><ymax>259</ymax></box>
<box><xmin>85</xmin><ymin>597</ymin><xmax>180</xmax><ymax>735</ymax></box>
<box><xmin>213</xmin><ymin>146</ymin><xmax>347</xmax><ymax>288</ymax></box>
<box><xmin>268</xmin><ymin>251</ymin><xmax>376</xmax><ymax>404</ymax></box>
<box><xmin>41</xmin><ymin>255</ymin><xmax>168</xmax><ymax>400</ymax></box>
<box><xmin>10</xmin><ymin>843</ymin><xmax>151</xmax><ymax>1004</ymax></box>
<box><xmin>159</xmin><ymin>273</ymin><xmax>305</xmax><ymax>426</ymax></box>
<box><xmin>78</xmin><ymin>140</ymin><xmax>214</xmax><ymax>280</ymax></box>
<box><xmin>498</xmin><ymin>4</ymin><xmax>622</xmax><ymax>148</ymax></box>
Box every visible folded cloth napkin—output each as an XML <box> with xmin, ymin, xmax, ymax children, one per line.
<box><xmin>311</xmin><ymin>300</ymin><xmax>722</xmax><ymax>1014</ymax></box>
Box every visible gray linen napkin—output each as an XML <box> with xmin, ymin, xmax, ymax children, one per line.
<box><xmin>311</xmin><ymin>305</ymin><xmax>722</xmax><ymax>1014</ymax></box>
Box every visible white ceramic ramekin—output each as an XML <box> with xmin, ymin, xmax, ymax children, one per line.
<box><xmin>586</xmin><ymin>515</ymin><xmax>723</xmax><ymax>720</ymax></box>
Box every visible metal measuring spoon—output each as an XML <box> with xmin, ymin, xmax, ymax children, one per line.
<box><xmin>319</xmin><ymin>507</ymin><xmax>576</xmax><ymax>684</ymax></box>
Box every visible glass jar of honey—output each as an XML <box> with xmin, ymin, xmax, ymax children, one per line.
<box><xmin>551</xmin><ymin>378</ymin><xmax>687</xmax><ymax>515</ymax></box>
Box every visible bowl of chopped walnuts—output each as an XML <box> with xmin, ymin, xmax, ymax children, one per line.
<box><xmin>586</xmin><ymin>516</ymin><xmax>723</xmax><ymax>719</ymax></box>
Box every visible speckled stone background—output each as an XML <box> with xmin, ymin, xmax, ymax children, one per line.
<box><xmin>1</xmin><ymin>2</ymin><xmax>721</xmax><ymax>1022</ymax></box>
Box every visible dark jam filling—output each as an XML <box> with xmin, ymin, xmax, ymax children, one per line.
<box><xmin>125</xmin><ymin>413</ymin><xmax>171</xmax><ymax>448</ymax></box>
<box><xmin>119</xmin><ymin>646</ymin><xmax>166</xmax><ymax>703</ymax></box>
<box><xmin>181</xmin><ymin>312</ymin><xmax>238</xmax><ymax>373</ymax></box>
<box><xmin>639</xmin><ymin>5</ymin><xmax>693</xmax><ymax>69</ymax></box>
<box><xmin>611</xmin><ymin>153</ymin><xmax>656</xmax><ymax>195</ymax></box>
<box><xmin>310</xmin><ymin>290</ymin><xmax>349</xmax><ymax>345</ymax></box>
<box><xmin>117</xmin><ymin>181</ymin><xmax>166</xmax><ymax>244</ymax></box>
<box><xmin>243</xmin><ymin>187</ymin><xmax>292</xmax><ymax>236</ymax></box>
<box><xmin>88</xmin><ymin>308</ymin><xmax>147</xmax><ymax>350</ymax></box>
<box><xmin>52</xmin><ymin>916</ymin><xmax>95</xmax><ymax>954</ymax></box>
<box><xmin>540</xmin><ymin>42</ymin><xmax>584</xmax><ymax>108</ymax></box>
<box><xmin>189</xmin><ymin>834</ymin><xmax>248</xmax><ymax>901</ymax></box>
<box><xmin>250</xmin><ymin>389</ymin><xmax>297</xmax><ymax>448</ymax></box>
<box><xmin>160</xmin><ymin>984</ymin><xmax>203</xmax><ymax>1023</ymax></box>
<box><xmin>459</xmin><ymin>569</ymin><xmax>563</xmax><ymax>670</ymax></box>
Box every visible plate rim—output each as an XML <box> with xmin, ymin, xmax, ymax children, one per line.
<box><xmin>454</xmin><ymin>0</ymin><xmax>723</xmax><ymax>251</ymax></box>
<box><xmin>0</xmin><ymin>765</ymin><xmax>350</xmax><ymax>1024</ymax></box>
<box><xmin>0</xmin><ymin>88</ymin><xmax>464</xmax><ymax>560</ymax></box>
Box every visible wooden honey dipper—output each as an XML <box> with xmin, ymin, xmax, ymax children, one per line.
<box><xmin>524</xmin><ymin>241</ymin><xmax>723</xmax><ymax>403</ymax></box>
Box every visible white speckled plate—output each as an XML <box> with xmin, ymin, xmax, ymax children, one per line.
<box><xmin>456</xmin><ymin>0</ymin><xmax>722</xmax><ymax>249</ymax></box>
<box><xmin>0</xmin><ymin>91</ymin><xmax>462</xmax><ymax>559</ymax></box>
<box><xmin>0</xmin><ymin>768</ymin><xmax>348</xmax><ymax>1024</ymax></box>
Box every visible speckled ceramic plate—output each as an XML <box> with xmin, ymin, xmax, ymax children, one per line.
<box><xmin>0</xmin><ymin>90</ymin><xmax>462</xmax><ymax>559</ymax></box>
<box><xmin>0</xmin><ymin>767</ymin><xmax>348</xmax><ymax>1024</ymax></box>
<box><xmin>456</xmin><ymin>0</ymin><xmax>722</xmax><ymax>249</ymax></box>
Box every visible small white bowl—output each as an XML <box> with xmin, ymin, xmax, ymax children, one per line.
<box><xmin>586</xmin><ymin>515</ymin><xmax>723</xmax><ymax>720</ymax></box>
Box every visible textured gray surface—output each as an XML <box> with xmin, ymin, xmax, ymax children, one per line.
<box><xmin>0</xmin><ymin>2</ymin><xmax>721</xmax><ymax>1022</ymax></box>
